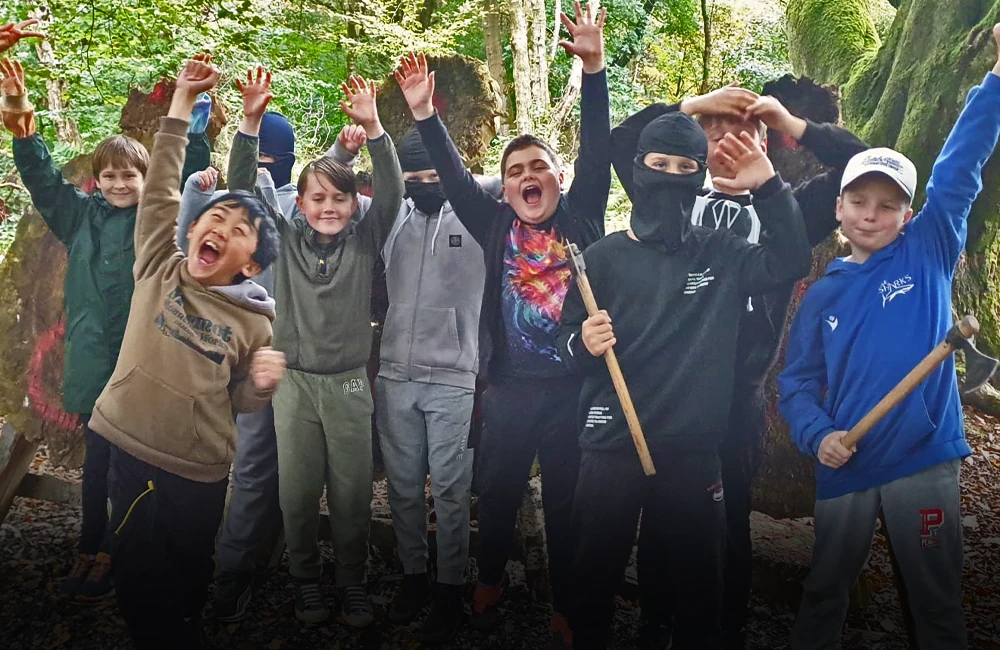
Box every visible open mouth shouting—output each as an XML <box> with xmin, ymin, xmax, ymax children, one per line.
<box><xmin>197</xmin><ymin>238</ymin><xmax>222</xmax><ymax>269</ymax></box>
<box><xmin>521</xmin><ymin>183</ymin><xmax>543</xmax><ymax>207</ymax></box>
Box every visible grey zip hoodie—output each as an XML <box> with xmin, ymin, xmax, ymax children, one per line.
<box><xmin>378</xmin><ymin>197</ymin><xmax>486</xmax><ymax>390</ymax></box>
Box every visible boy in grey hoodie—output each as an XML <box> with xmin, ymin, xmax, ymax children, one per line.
<box><xmin>375</xmin><ymin>126</ymin><xmax>486</xmax><ymax>643</ymax></box>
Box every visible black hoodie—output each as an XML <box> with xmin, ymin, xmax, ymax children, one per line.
<box><xmin>557</xmin><ymin>113</ymin><xmax>812</xmax><ymax>452</ymax></box>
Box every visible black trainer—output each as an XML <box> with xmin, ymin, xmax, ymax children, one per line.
<box><xmin>208</xmin><ymin>570</ymin><xmax>253</xmax><ymax>622</ymax></box>
<box><xmin>388</xmin><ymin>572</ymin><xmax>431</xmax><ymax>624</ymax></box>
<box><xmin>637</xmin><ymin>618</ymin><xmax>673</xmax><ymax>650</ymax></box>
<box><xmin>417</xmin><ymin>583</ymin><xmax>463</xmax><ymax>645</ymax></box>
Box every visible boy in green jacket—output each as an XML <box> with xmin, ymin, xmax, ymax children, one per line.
<box><xmin>0</xmin><ymin>55</ymin><xmax>210</xmax><ymax>601</ymax></box>
<box><xmin>226</xmin><ymin>70</ymin><xmax>404</xmax><ymax>627</ymax></box>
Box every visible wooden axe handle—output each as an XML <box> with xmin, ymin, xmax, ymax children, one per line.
<box><xmin>842</xmin><ymin>315</ymin><xmax>979</xmax><ymax>449</ymax></box>
<box><xmin>573</xmin><ymin>271</ymin><xmax>657</xmax><ymax>476</ymax></box>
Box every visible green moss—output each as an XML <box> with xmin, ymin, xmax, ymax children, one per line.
<box><xmin>786</xmin><ymin>0</ymin><xmax>881</xmax><ymax>86</ymax></box>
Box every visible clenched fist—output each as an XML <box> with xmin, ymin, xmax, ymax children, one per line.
<box><xmin>581</xmin><ymin>309</ymin><xmax>616</xmax><ymax>357</ymax></box>
<box><xmin>251</xmin><ymin>346</ymin><xmax>286</xmax><ymax>392</ymax></box>
<box><xmin>818</xmin><ymin>430</ymin><xmax>855</xmax><ymax>469</ymax></box>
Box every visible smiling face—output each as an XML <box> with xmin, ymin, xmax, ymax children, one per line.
<box><xmin>295</xmin><ymin>172</ymin><xmax>359</xmax><ymax>242</ymax></box>
<box><xmin>96</xmin><ymin>165</ymin><xmax>144</xmax><ymax>209</ymax></box>
<box><xmin>186</xmin><ymin>200</ymin><xmax>262</xmax><ymax>286</ymax></box>
<box><xmin>836</xmin><ymin>173</ymin><xmax>914</xmax><ymax>262</ymax></box>
<box><xmin>502</xmin><ymin>145</ymin><xmax>564</xmax><ymax>225</ymax></box>
<box><xmin>642</xmin><ymin>152</ymin><xmax>701</xmax><ymax>175</ymax></box>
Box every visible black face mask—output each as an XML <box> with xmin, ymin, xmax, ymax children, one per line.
<box><xmin>629</xmin><ymin>112</ymin><xmax>709</xmax><ymax>250</ymax></box>
<box><xmin>630</xmin><ymin>163</ymin><xmax>706</xmax><ymax>250</ymax></box>
<box><xmin>405</xmin><ymin>180</ymin><xmax>446</xmax><ymax>215</ymax></box>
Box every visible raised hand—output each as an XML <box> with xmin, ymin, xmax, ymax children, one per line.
<box><xmin>338</xmin><ymin>124</ymin><xmax>367</xmax><ymax>156</ymax></box>
<box><xmin>0</xmin><ymin>57</ymin><xmax>25</xmax><ymax>98</ymax></box>
<box><xmin>0</xmin><ymin>20</ymin><xmax>45</xmax><ymax>55</ymax></box>
<box><xmin>394</xmin><ymin>52</ymin><xmax>435</xmax><ymax>121</ymax></box>
<box><xmin>195</xmin><ymin>167</ymin><xmax>219</xmax><ymax>191</ymax></box>
<box><xmin>236</xmin><ymin>66</ymin><xmax>273</xmax><ymax>120</ymax></box>
<box><xmin>711</xmin><ymin>131</ymin><xmax>776</xmax><ymax>194</ymax></box>
<box><xmin>582</xmin><ymin>309</ymin><xmax>615</xmax><ymax>357</ymax></box>
<box><xmin>176</xmin><ymin>54</ymin><xmax>220</xmax><ymax>97</ymax></box>
<box><xmin>680</xmin><ymin>82</ymin><xmax>758</xmax><ymax>118</ymax></box>
<box><xmin>745</xmin><ymin>95</ymin><xmax>806</xmax><ymax>139</ymax></box>
<box><xmin>250</xmin><ymin>346</ymin><xmax>286</xmax><ymax>392</ymax></box>
<box><xmin>340</xmin><ymin>74</ymin><xmax>384</xmax><ymax>138</ymax></box>
<box><xmin>557</xmin><ymin>1</ymin><xmax>607</xmax><ymax>74</ymax></box>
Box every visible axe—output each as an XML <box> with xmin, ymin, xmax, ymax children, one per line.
<box><xmin>566</xmin><ymin>241</ymin><xmax>656</xmax><ymax>476</ymax></box>
<box><xmin>842</xmin><ymin>315</ymin><xmax>998</xmax><ymax>449</ymax></box>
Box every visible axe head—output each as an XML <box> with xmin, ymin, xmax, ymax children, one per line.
<box><xmin>946</xmin><ymin>316</ymin><xmax>999</xmax><ymax>394</ymax></box>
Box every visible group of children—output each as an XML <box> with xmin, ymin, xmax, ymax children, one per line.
<box><xmin>2</xmin><ymin>9</ymin><xmax>998</xmax><ymax>650</ymax></box>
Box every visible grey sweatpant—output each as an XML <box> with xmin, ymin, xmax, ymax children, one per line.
<box><xmin>375</xmin><ymin>377</ymin><xmax>474</xmax><ymax>585</ymax></box>
<box><xmin>274</xmin><ymin>367</ymin><xmax>374</xmax><ymax>587</ymax></box>
<box><xmin>216</xmin><ymin>403</ymin><xmax>282</xmax><ymax>574</ymax></box>
<box><xmin>791</xmin><ymin>459</ymin><xmax>966</xmax><ymax>650</ymax></box>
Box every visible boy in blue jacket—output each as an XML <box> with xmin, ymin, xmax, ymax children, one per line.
<box><xmin>778</xmin><ymin>23</ymin><xmax>1000</xmax><ymax>650</ymax></box>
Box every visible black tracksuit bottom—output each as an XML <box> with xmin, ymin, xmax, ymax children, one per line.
<box><xmin>569</xmin><ymin>446</ymin><xmax>726</xmax><ymax>650</ymax></box>
<box><xmin>107</xmin><ymin>445</ymin><xmax>228</xmax><ymax>650</ymax></box>
<box><xmin>475</xmin><ymin>376</ymin><xmax>582</xmax><ymax>616</ymax></box>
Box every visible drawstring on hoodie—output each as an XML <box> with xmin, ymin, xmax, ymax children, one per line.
<box><xmin>429</xmin><ymin>205</ymin><xmax>444</xmax><ymax>256</ymax></box>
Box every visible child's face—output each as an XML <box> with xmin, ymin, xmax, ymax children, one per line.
<box><xmin>836</xmin><ymin>175</ymin><xmax>914</xmax><ymax>259</ymax></box>
<box><xmin>295</xmin><ymin>173</ymin><xmax>359</xmax><ymax>240</ymax></box>
<box><xmin>502</xmin><ymin>146</ymin><xmax>564</xmax><ymax>225</ymax></box>
<box><xmin>402</xmin><ymin>169</ymin><xmax>440</xmax><ymax>183</ymax></box>
<box><xmin>186</xmin><ymin>201</ymin><xmax>262</xmax><ymax>286</ymax></box>
<box><xmin>97</xmin><ymin>165</ymin><xmax>144</xmax><ymax>209</ymax></box>
<box><xmin>642</xmin><ymin>152</ymin><xmax>701</xmax><ymax>175</ymax></box>
<box><xmin>702</xmin><ymin>117</ymin><xmax>765</xmax><ymax>181</ymax></box>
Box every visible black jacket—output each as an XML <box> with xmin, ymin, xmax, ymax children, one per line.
<box><xmin>415</xmin><ymin>70</ymin><xmax>611</xmax><ymax>381</ymax></box>
<box><xmin>610</xmin><ymin>102</ymin><xmax>868</xmax><ymax>388</ymax></box>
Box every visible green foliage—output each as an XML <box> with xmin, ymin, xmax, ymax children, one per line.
<box><xmin>786</xmin><ymin>0</ymin><xmax>880</xmax><ymax>86</ymax></box>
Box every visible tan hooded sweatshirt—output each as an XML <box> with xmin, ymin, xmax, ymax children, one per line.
<box><xmin>89</xmin><ymin>117</ymin><xmax>276</xmax><ymax>483</ymax></box>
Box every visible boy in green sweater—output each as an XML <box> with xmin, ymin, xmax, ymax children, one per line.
<box><xmin>0</xmin><ymin>53</ymin><xmax>210</xmax><ymax>602</ymax></box>
<box><xmin>226</xmin><ymin>70</ymin><xmax>404</xmax><ymax>627</ymax></box>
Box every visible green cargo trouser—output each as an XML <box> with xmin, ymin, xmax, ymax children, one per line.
<box><xmin>273</xmin><ymin>366</ymin><xmax>373</xmax><ymax>586</ymax></box>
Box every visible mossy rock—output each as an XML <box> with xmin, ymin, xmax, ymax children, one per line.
<box><xmin>786</xmin><ymin>0</ymin><xmax>881</xmax><ymax>87</ymax></box>
<box><xmin>377</xmin><ymin>54</ymin><xmax>503</xmax><ymax>167</ymax></box>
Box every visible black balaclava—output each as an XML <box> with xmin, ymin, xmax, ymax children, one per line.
<box><xmin>399</xmin><ymin>127</ymin><xmax>446</xmax><ymax>215</ymax></box>
<box><xmin>259</xmin><ymin>112</ymin><xmax>296</xmax><ymax>188</ymax></box>
<box><xmin>630</xmin><ymin>112</ymin><xmax>709</xmax><ymax>250</ymax></box>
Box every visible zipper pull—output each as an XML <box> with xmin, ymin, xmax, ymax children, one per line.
<box><xmin>317</xmin><ymin>256</ymin><xmax>329</xmax><ymax>278</ymax></box>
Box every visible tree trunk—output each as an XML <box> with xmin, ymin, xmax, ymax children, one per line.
<box><xmin>30</xmin><ymin>8</ymin><xmax>82</xmax><ymax>150</ymax></box>
<box><xmin>483</xmin><ymin>0</ymin><xmax>510</xmax><ymax>134</ymax></box>
<box><xmin>529</xmin><ymin>0</ymin><xmax>551</xmax><ymax>124</ymax></box>
<box><xmin>548</xmin><ymin>57</ymin><xmax>583</xmax><ymax>148</ymax></box>
<box><xmin>510</xmin><ymin>0</ymin><xmax>535</xmax><ymax>134</ymax></box>
<box><xmin>699</xmin><ymin>0</ymin><xmax>712</xmax><ymax>94</ymax></box>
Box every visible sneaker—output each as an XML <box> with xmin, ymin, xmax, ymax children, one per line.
<box><xmin>469</xmin><ymin>573</ymin><xmax>508</xmax><ymax>631</ymax></box>
<box><xmin>208</xmin><ymin>570</ymin><xmax>253</xmax><ymax>622</ymax></box>
<box><xmin>337</xmin><ymin>584</ymin><xmax>374</xmax><ymax>628</ymax></box>
<box><xmin>548</xmin><ymin>613</ymin><xmax>573</xmax><ymax>649</ymax></box>
<box><xmin>75</xmin><ymin>552</ymin><xmax>114</xmax><ymax>602</ymax></box>
<box><xmin>388</xmin><ymin>572</ymin><xmax>431</xmax><ymax>624</ymax></box>
<box><xmin>294</xmin><ymin>579</ymin><xmax>330</xmax><ymax>624</ymax></box>
<box><xmin>59</xmin><ymin>554</ymin><xmax>94</xmax><ymax>599</ymax></box>
<box><xmin>637</xmin><ymin>618</ymin><xmax>673</xmax><ymax>650</ymax></box>
<box><xmin>417</xmin><ymin>583</ymin><xmax>463</xmax><ymax>645</ymax></box>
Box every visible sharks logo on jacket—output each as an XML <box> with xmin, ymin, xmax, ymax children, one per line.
<box><xmin>878</xmin><ymin>274</ymin><xmax>914</xmax><ymax>307</ymax></box>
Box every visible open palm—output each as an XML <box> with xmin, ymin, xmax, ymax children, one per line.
<box><xmin>558</xmin><ymin>1</ymin><xmax>607</xmax><ymax>72</ymax></box>
<box><xmin>340</xmin><ymin>75</ymin><xmax>378</xmax><ymax>127</ymax></box>
<box><xmin>394</xmin><ymin>52</ymin><xmax>435</xmax><ymax>120</ymax></box>
<box><xmin>0</xmin><ymin>20</ymin><xmax>45</xmax><ymax>54</ymax></box>
<box><xmin>176</xmin><ymin>54</ymin><xmax>220</xmax><ymax>95</ymax></box>
<box><xmin>0</xmin><ymin>58</ymin><xmax>25</xmax><ymax>97</ymax></box>
<box><xmin>236</xmin><ymin>67</ymin><xmax>273</xmax><ymax>119</ymax></box>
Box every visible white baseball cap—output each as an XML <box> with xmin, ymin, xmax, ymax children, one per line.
<box><xmin>840</xmin><ymin>147</ymin><xmax>918</xmax><ymax>200</ymax></box>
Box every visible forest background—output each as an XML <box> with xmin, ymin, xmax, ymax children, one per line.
<box><xmin>0</xmin><ymin>0</ymin><xmax>898</xmax><ymax>248</ymax></box>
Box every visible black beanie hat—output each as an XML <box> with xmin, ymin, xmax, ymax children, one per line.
<box><xmin>397</xmin><ymin>126</ymin><xmax>434</xmax><ymax>173</ymax></box>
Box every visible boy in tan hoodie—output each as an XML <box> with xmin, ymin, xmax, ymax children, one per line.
<box><xmin>84</xmin><ymin>55</ymin><xmax>286</xmax><ymax>650</ymax></box>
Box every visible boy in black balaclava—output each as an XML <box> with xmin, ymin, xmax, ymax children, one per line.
<box><xmin>557</xmin><ymin>112</ymin><xmax>812</xmax><ymax>650</ymax></box>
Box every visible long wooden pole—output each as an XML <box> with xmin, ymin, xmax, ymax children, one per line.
<box><xmin>568</xmin><ymin>244</ymin><xmax>656</xmax><ymax>476</ymax></box>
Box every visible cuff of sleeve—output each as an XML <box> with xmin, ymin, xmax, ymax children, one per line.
<box><xmin>235</xmin><ymin>130</ymin><xmax>259</xmax><ymax>142</ymax></box>
<box><xmin>983</xmin><ymin>70</ymin><xmax>1000</xmax><ymax>91</ymax></box>
<box><xmin>753</xmin><ymin>172</ymin><xmax>786</xmax><ymax>201</ymax></box>
<box><xmin>367</xmin><ymin>132</ymin><xmax>388</xmax><ymax>145</ymax></box>
<box><xmin>805</xmin><ymin>424</ymin><xmax>836</xmax><ymax>457</ymax></box>
<box><xmin>797</xmin><ymin>119</ymin><xmax>822</xmax><ymax>149</ymax></box>
<box><xmin>159</xmin><ymin>116</ymin><xmax>190</xmax><ymax>137</ymax></box>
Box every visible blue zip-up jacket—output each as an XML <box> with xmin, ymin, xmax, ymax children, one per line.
<box><xmin>778</xmin><ymin>72</ymin><xmax>1000</xmax><ymax>500</ymax></box>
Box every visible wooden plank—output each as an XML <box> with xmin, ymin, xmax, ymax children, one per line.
<box><xmin>14</xmin><ymin>472</ymin><xmax>82</xmax><ymax>507</ymax></box>
<box><xmin>0</xmin><ymin>425</ymin><xmax>41</xmax><ymax>524</ymax></box>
